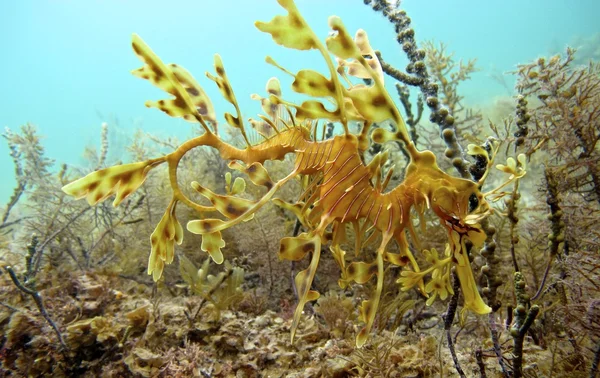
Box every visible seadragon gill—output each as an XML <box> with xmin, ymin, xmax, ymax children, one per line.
<box><xmin>62</xmin><ymin>0</ymin><xmax>525</xmax><ymax>347</ymax></box>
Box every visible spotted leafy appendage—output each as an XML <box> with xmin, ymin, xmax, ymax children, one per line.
<box><xmin>191</xmin><ymin>181</ymin><xmax>255</xmax><ymax>220</ymax></box>
<box><xmin>131</xmin><ymin>34</ymin><xmax>213</xmax><ymax>131</ymax></box>
<box><xmin>200</xmin><ymin>231</ymin><xmax>226</xmax><ymax>264</ymax></box>
<box><xmin>278</xmin><ymin>233</ymin><xmax>322</xmax><ymax>342</ymax></box>
<box><xmin>148</xmin><ymin>200</ymin><xmax>184</xmax><ymax>281</ymax></box>
<box><xmin>336</xmin><ymin>30</ymin><xmax>383</xmax><ymax>82</ymax></box>
<box><xmin>62</xmin><ymin>161</ymin><xmax>158</xmax><ymax>206</ymax></box>
<box><xmin>228</xmin><ymin>161</ymin><xmax>274</xmax><ymax>189</ymax></box>
<box><xmin>255</xmin><ymin>0</ymin><xmax>318</xmax><ymax>51</ymax></box>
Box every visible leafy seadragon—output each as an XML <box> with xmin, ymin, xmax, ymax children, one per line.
<box><xmin>62</xmin><ymin>0</ymin><xmax>525</xmax><ymax>347</ymax></box>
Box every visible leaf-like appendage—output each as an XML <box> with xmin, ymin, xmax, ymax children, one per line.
<box><xmin>337</xmin><ymin>30</ymin><xmax>383</xmax><ymax>82</ymax></box>
<box><xmin>168</xmin><ymin>64</ymin><xmax>217</xmax><ymax>127</ymax></box>
<box><xmin>356</xmin><ymin>298</ymin><xmax>376</xmax><ymax>347</ymax></box>
<box><xmin>345</xmin><ymin>85</ymin><xmax>395</xmax><ymax>124</ymax></box>
<box><xmin>278</xmin><ymin>232</ymin><xmax>315</xmax><ymax>261</ymax></box>
<box><xmin>292</xmin><ymin>70</ymin><xmax>335</xmax><ymax>98</ymax></box>
<box><xmin>131</xmin><ymin>34</ymin><xmax>209</xmax><ymax>127</ymax></box>
<box><xmin>228</xmin><ymin>161</ymin><xmax>274</xmax><ymax>189</ymax></box>
<box><xmin>289</xmin><ymin>233</ymin><xmax>321</xmax><ymax>342</ymax></box>
<box><xmin>252</xmin><ymin>77</ymin><xmax>283</xmax><ymax>117</ymax></box>
<box><xmin>272</xmin><ymin>199</ymin><xmax>307</xmax><ymax>226</ymax></box>
<box><xmin>200</xmin><ymin>231</ymin><xmax>226</xmax><ymax>264</ymax></box>
<box><xmin>187</xmin><ymin>218</ymin><xmax>227</xmax><ymax>235</ymax></box>
<box><xmin>345</xmin><ymin>261</ymin><xmax>377</xmax><ymax>284</ymax></box>
<box><xmin>449</xmin><ymin>231</ymin><xmax>491</xmax><ymax>315</ymax></box>
<box><xmin>148</xmin><ymin>200</ymin><xmax>184</xmax><ymax>281</ymax></box>
<box><xmin>325</xmin><ymin>16</ymin><xmax>361</xmax><ymax>60</ymax></box>
<box><xmin>62</xmin><ymin>161</ymin><xmax>154</xmax><ymax>206</ymax></box>
<box><xmin>191</xmin><ymin>181</ymin><xmax>255</xmax><ymax>220</ymax></box>
<box><xmin>255</xmin><ymin>0</ymin><xmax>317</xmax><ymax>51</ymax></box>
<box><xmin>206</xmin><ymin>55</ymin><xmax>248</xmax><ymax>142</ymax></box>
<box><xmin>295</xmin><ymin>100</ymin><xmax>341</xmax><ymax>122</ymax></box>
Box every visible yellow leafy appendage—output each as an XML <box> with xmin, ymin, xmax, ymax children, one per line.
<box><xmin>62</xmin><ymin>0</ymin><xmax>525</xmax><ymax>347</ymax></box>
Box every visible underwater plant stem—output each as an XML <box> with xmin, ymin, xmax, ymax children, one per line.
<box><xmin>508</xmin><ymin>182</ymin><xmax>520</xmax><ymax>273</ymax></box>
<box><xmin>5</xmin><ymin>266</ymin><xmax>69</xmax><ymax>353</ymax></box>
<box><xmin>475</xmin><ymin>348</ymin><xmax>487</xmax><ymax>378</ymax></box>
<box><xmin>0</xmin><ymin>301</ymin><xmax>20</xmax><ymax>312</ymax></box>
<box><xmin>31</xmin><ymin>206</ymin><xmax>91</xmax><ymax>279</ymax></box>
<box><xmin>444</xmin><ymin>271</ymin><xmax>466</xmax><ymax>378</ymax></box>
<box><xmin>254</xmin><ymin>218</ymin><xmax>273</xmax><ymax>296</ymax></box>
<box><xmin>190</xmin><ymin>267</ymin><xmax>233</xmax><ymax>324</ymax></box>
<box><xmin>591</xmin><ymin>339</ymin><xmax>600</xmax><ymax>378</ymax></box>
<box><xmin>531</xmin><ymin>256</ymin><xmax>553</xmax><ymax>301</ymax></box>
<box><xmin>0</xmin><ymin>182</ymin><xmax>25</xmax><ymax>227</ymax></box>
<box><xmin>532</xmin><ymin>168</ymin><xmax>564</xmax><ymax>301</ymax></box>
<box><xmin>376</xmin><ymin>52</ymin><xmax>424</xmax><ymax>86</ymax></box>
<box><xmin>511</xmin><ymin>272</ymin><xmax>540</xmax><ymax>378</ymax></box>
<box><xmin>488</xmin><ymin>312</ymin><xmax>510</xmax><ymax>377</ymax></box>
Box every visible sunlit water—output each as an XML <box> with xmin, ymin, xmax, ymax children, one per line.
<box><xmin>1</xmin><ymin>0</ymin><xmax>598</xmax><ymax>203</ymax></box>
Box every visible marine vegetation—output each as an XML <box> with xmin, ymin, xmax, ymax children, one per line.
<box><xmin>62</xmin><ymin>0</ymin><xmax>521</xmax><ymax>348</ymax></box>
<box><xmin>1</xmin><ymin>0</ymin><xmax>599</xmax><ymax>377</ymax></box>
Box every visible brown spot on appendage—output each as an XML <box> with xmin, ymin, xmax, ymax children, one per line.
<box><xmin>399</xmin><ymin>256</ymin><xmax>410</xmax><ymax>265</ymax></box>
<box><xmin>372</xmin><ymin>95</ymin><xmax>386</xmax><ymax>107</ymax></box>
<box><xmin>246</xmin><ymin>164</ymin><xmax>257</xmax><ymax>173</ymax></box>
<box><xmin>197</xmin><ymin>103</ymin><xmax>207</xmax><ymax>115</ymax></box>
<box><xmin>187</xmin><ymin>87</ymin><xmax>200</xmax><ymax>96</ymax></box>
<box><xmin>163</xmin><ymin>227</ymin><xmax>172</xmax><ymax>239</ymax></box>
<box><xmin>347</xmin><ymin>264</ymin><xmax>356</xmax><ymax>275</ymax></box>
<box><xmin>325</xmin><ymin>80</ymin><xmax>335</xmax><ymax>93</ymax></box>
<box><xmin>120</xmin><ymin>189</ymin><xmax>132</xmax><ymax>200</ymax></box>
<box><xmin>216</xmin><ymin>66</ymin><xmax>225</xmax><ymax>76</ymax></box>
<box><xmin>265</xmin><ymin>181</ymin><xmax>274</xmax><ymax>190</ymax></box>
<box><xmin>368</xmin><ymin>264</ymin><xmax>378</xmax><ymax>276</ymax></box>
<box><xmin>174</xmin><ymin>97</ymin><xmax>186</xmax><ymax>109</ymax></box>
<box><xmin>226</xmin><ymin>203</ymin><xmax>244</xmax><ymax>217</ymax></box>
<box><xmin>119</xmin><ymin>171</ymin><xmax>133</xmax><ymax>183</ymax></box>
<box><xmin>289</xmin><ymin>13</ymin><xmax>303</xmax><ymax>29</ymax></box>
<box><xmin>302</xmin><ymin>242</ymin><xmax>314</xmax><ymax>253</ymax></box>
<box><xmin>94</xmin><ymin>193</ymin><xmax>104</xmax><ymax>203</ymax></box>
<box><xmin>222</xmin><ymin>84</ymin><xmax>232</xmax><ymax>99</ymax></box>
<box><xmin>202</xmin><ymin>222</ymin><xmax>212</xmax><ymax>232</ymax></box>
<box><xmin>88</xmin><ymin>182</ymin><xmax>99</xmax><ymax>191</ymax></box>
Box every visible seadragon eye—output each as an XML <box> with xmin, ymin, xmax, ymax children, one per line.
<box><xmin>468</xmin><ymin>192</ymin><xmax>479</xmax><ymax>213</ymax></box>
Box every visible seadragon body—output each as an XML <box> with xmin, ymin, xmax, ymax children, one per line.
<box><xmin>62</xmin><ymin>0</ymin><xmax>525</xmax><ymax>347</ymax></box>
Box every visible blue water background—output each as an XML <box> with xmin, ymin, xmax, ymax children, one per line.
<box><xmin>1</xmin><ymin>0</ymin><xmax>598</xmax><ymax>203</ymax></box>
